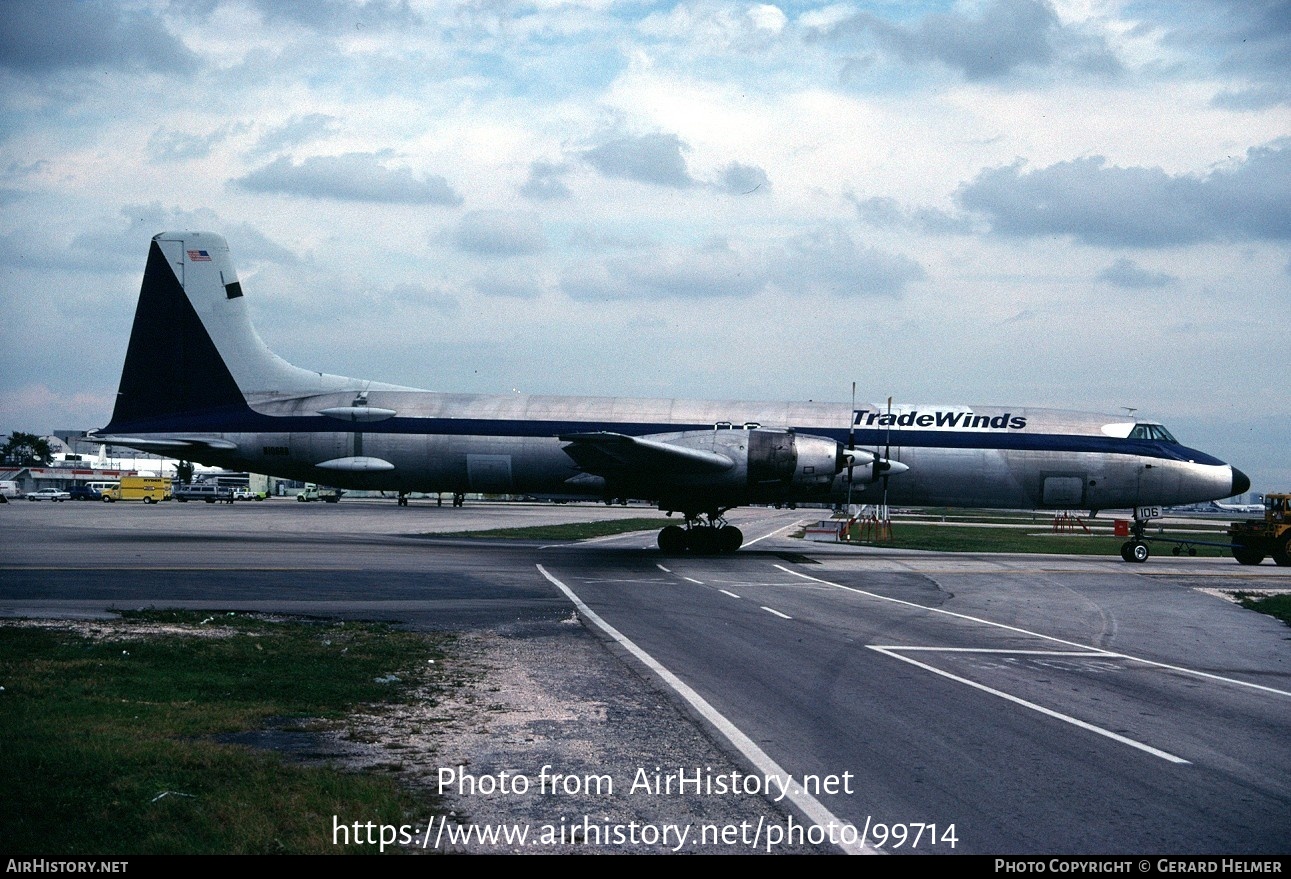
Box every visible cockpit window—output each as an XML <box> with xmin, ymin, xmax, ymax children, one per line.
<box><xmin>1129</xmin><ymin>423</ymin><xmax>1178</xmax><ymax>442</ymax></box>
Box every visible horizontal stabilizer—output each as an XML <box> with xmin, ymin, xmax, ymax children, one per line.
<box><xmin>90</xmin><ymin>434</ymin><xmax>240</xmax><ymax>452</ymax></box>
<box><xmin>559</xmin><ymin>431</ymin><xmax>733</xmax><ymax>475</ymax></box>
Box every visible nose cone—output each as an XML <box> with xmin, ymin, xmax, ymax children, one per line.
<box><xmin>1230</xmin><ymin>467</ymin><xmax>1251</xmax><ymax>498</ymax></box>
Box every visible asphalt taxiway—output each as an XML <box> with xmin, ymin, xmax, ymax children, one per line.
<box><xmin>3</xmin><ymin>499</ymin><xmax>1288</xmax><ymax>854</ymax></box>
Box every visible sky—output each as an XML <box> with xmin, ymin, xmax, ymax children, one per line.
<box><xmin>0</xmin><ymin>0</ymin><xmax>1287</xmax><ymax>493</ymax></box>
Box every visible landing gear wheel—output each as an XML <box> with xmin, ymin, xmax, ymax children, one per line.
<box><xmin>658</xmin><ymin>525</ymin><xmax>687</xmax><ymax>554</ymax></box>
<box><xmin>1233</xmin><ymin>545</ymin><xmax>1265</xmax><ymax>565</ymax></box>
<box><xmin>1273</xmin><ymin>533</ymin><xmax>1291</xmax><ymax>567</ymax></box>
<box><xmin>1129</xmin><ymin>541</ymin><xmax>1150</xmax><ymax>563</ymax></box>
<box><xmin>717</xmin><ymin>525</ymin><xmax>744</xmax><ymax>553</ymax></box>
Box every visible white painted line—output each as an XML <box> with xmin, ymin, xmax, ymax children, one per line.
<box><xmin>719</xmin><ymin>589</ymin><xmax>741</xmax><ymax>599</ymax></box>
<box><xmin>868</xmin><ymin>646</ymin><xmax>1190</xmax><ymax>764</ymax></box>
<box><xmin>682</xmin><ymin>576</ymin><xmax>704</xmax><ymax>585</ymax></box>
<box><xmin>772</xmin><ymin>565</ymin><xmax>1291</xmax><ymax>698</ymax></box>
<box><xmin>874</xmin><ymin>647</ymin><xmax>1111</xmax><ymax>656</ymax></box>
<box><xmin>536</xmin><ymin>564</ymin><xmax>874</xmax><ymax>855</ymax></box>
<box><xmin>761</xmin><ymin>606</ymin><xmax>792</xmax><ymax>620</ymax></box>
<box><xmin>743</xmin><ymin>520</ymin><xmax>803</xmax><ymax>547</ymax></box>
<box><xmin>656</xmin><ymin>564</ymin><xmax>671</xmax><ymax>573</ymax></box>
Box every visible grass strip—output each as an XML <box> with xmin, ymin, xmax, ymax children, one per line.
<box><xmin>440</xmin><ymin>517</ymin><xmax>669</xmax><ymax>540</ymax></box>
<box><xmin>843</xmin><ymin>523</ymin><xmax>1232</xmax><ymax>557</ymax></box>
<box><xmin>1231</xmin><ymin>592</ymin><xmax>1291</xmax><ymax>627</ymax></box>
<box><xmin>0</xmin><ymin>610</ymin><xmax>449</xmax><ymax>855</ymax></box>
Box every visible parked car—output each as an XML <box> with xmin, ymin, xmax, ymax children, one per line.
<box><xmin>27</xmin><ymin>488</ymin><xmax>71</xmax><ymax>502</ymax></box>
<box><xmin>232</xmin><ymin>489</ymin><xmax>266</xmax><ymax>501</ymax></box>
<box><xmin>68</xmin><ymin>486</ymin><xmax>103</xmax><ymax>501</ymax></box>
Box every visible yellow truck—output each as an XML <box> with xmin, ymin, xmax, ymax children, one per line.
<box><xmin>1229</xmin><ymin>493</ymin><xmax>1291</xmax><ymax>566</ymax></box>
<box><xmin>102</xmin><ymin>476</ymin><xmax>171</xmax><ymax>504</ymax></box>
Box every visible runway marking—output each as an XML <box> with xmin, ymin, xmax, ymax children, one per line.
<box><xmin>681</xmin><ymin>576</ymin><xmax>704</xmax><ymax>585</ymax></box>
<box><xmin>742</xmin><ymin>520</ymin><xmax>803</xmax><ymax>547</ymax></box>
<box><xmin>773</xmin><ymin>564</ymin><xmax>1291</xmax><ymax>764</ymax></box>
<box><xmin>719</xmin><ymin>589</ymin><xmax>741</xmax><ymax>599</ymax></box>
<box><xmin>773</xmin><ymin>565</ymin><xmax>1291</xmax><ymax>698</ymax></box>
<box><xmin>867</xmin><ymin>645</ymin><xmax>1190</xmax><ymax>764</ymax></box>
<box><xmin>761</xmin><ymin>606</ymin><xmax>792</xmax><ymax>620</ymax></box>
<box><xmin>656</xmin><ymin>564</ymin><xmax>671</xmax><ymax>573</ymax></box>
<box><xmin>536</xmin><ymin>564</ymin><xmax>874</xmax><ymax>856</ymax></box>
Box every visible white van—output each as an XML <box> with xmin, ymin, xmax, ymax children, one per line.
<box><xmin>0</xmin><ymin>480</ymin><xmax>19</xmax><ymax>501</ymax></box>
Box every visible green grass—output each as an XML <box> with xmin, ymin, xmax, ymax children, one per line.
<box><xmin>842</xmin><ymin>522</ymin><xmax>1232</xmax><ymax>557</ymax></box>
<box><xmin>442</xmin><ymin>517</ymin><xmax>669</xmax><ymax>540</ymax></box>
<box><xmin>0</xmin><ymin>611</ymin><xmax>450</xmax><ymax>855</ymax></box>
<box><xmin>1232</xmin><ymin>592</ymin><xmax>1291</xmax><ymax>627</ymax></box>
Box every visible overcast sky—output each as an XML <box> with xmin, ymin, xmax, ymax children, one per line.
<box><xmin>1</xmin><ymin>0</ymin><xmax>1287</xmax><ymax>492</ymax></box>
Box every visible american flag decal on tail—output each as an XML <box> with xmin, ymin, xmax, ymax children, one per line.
<box><xmin>187</xmin><ymin>249</ymin><xmax>211</xmax><ymax>261</ymax></box>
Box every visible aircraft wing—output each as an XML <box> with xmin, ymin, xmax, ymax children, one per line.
<box><xmin>558</xmin><ymin>432</ymin><xmax>734</xmax><ymax>475</ymax></box>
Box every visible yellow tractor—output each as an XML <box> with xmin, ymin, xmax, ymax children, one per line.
<box><xmin>1229</xmin><ymin>493</ymin><xmax>1291</xmax><ymax>566</ymax></box>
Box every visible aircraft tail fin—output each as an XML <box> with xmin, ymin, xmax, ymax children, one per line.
<box><xmin>104</xmin><ymin>232</ymin><xmax>363</xmax><ymax>433</ymax></box>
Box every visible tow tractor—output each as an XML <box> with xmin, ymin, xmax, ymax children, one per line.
<box><xmin>1228</xmin><ymin>493</ymin><xmax>1291</xmax><ymax>566</ymax></box>
<box><xmin>1118</xmin><ymin>495</ymin><xmax>1291</xmax><ymax>565</ymax></box>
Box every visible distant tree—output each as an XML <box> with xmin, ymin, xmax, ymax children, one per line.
<box><xmin>175</xmin><ymin>460</ymin><xmax>195</xmax><ymax>485</ymax></box>
<box><xmin>1</xmin><ymin>432</ymin><xmax>53</xmax><ymax>466</ymax></box>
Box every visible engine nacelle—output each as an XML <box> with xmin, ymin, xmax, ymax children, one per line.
<box><xmin>656</xmin><ymin>426</ymin><xmax>844</xmax><ymax>498</ymax></box>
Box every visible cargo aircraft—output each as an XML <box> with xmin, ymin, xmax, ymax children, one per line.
<box><xmin>90</xmin><ymin>232</ymin><xmax>1249</xmax><ymax>559</ymax></box>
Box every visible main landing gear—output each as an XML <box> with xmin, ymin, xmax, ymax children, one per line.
<box><xmin>657</xmin><ymin>511</ymin><xmax>743</xmax><ymax>554</ymax></box>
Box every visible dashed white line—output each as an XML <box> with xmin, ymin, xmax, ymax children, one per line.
<box><xmin>536</xmin><ymin>563</ymin><xmax>874</xmax><ymax>855</ymax></box>
<box><xmin>719</xmin><ymin>589</ymin><xmax>741</xmax><ymax>599</ymax></box>
<box><xmin>761</xmin><ymin>606</ymin><xmax>792</xmax><ymax>620</ymax></box>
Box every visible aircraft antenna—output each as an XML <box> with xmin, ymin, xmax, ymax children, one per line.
<box><xmin>879</xmin><ymin>396</ymin><xmax>894</xmax><ymax>540</ymax></box>
<box><xmin>846</xmin><ymin>382</ymin><xmax>856</xmax><ymax>510</ymax></box>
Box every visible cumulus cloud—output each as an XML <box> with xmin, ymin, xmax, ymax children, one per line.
<box><xmin>956</xmin><ymin>141</ymin><xmax>1291</xmax><ymax>246</ymax></box>
<box><xmin>244</xmin><ymin>0</ymin><xmax>421</xmax><ymax>32</ymax></box>
<box><xmin>851</xmin><ymin>195</ymin><xmax>974</xmax><ymax>234</ymax></box>
<box><xmin>519</xmin><ymin>161</ymin><xmax>572</xmax><ymax>201</ymax></box>
<box><xmin>251</xmin><ymin>114</ymin><xmax>340</xmax><ymax>155</ymax></box>
<box><xmin>456</xmin><ymin>210</ymin><xmax>547</xmax><ymax>256</ymax></box>
<box><xmin>0</xmin><ymin>0</ymin><xmax>196</xmax><ymax>73</ymax></box>
<box><xmin>717</xmin><ymin>162</ymin><xmax>770</xmax><ymax>195</ymax></box>
<box><xmin>1149</xmin><ymin>1</ymin><xmax>1291</xmax><ymax>102</ymax></box>
<box><xmin>1098</xmin><ymin>258</ymin><xmax>1176</xmax><ymax>289</ymax></box>
<box><xmin>582</xmin><ymin>134</ymin><xmax>694</xmax><ymax>188</ymax></box>
<box><xmin>562</xmin><ymin>239</ymin><xmax>763</xmax><ymax>300</ymax></box>
<box><xmin>767</xmin><ymin>228</ymin><xmax>924</xmax><ymax>297</ymax></box>
<box><xmin>147</xmin><ymin>124</ymin><xmax>249</xmax><ymax>163</ymax></box>
<box><xmin>639</xmin><ymin>1</ymin><xmax>789</xmax><ymax>51</ymax></box>
<box><xmin>808</xmin><ymin>0</ymin><xmax>1118</xmax><ymax>80</ymax></box>
<box><xmin>236</xmin><ymin>153</ymin><xmax>462</xmax><ymax>205</ymax></box>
